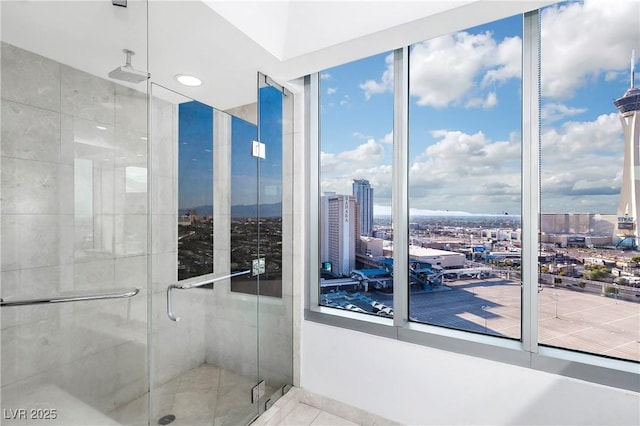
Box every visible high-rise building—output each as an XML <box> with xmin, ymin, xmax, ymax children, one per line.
<box><xmin>321</xmin><ymin>193</ymin><xmax>359</xmax><ymax>276</ymax></box>
<box><xmin>352</xmin><ymin>179</ymin><xmax>374</xmax><ymax>237</ymax></box>
<box><xmin>614</xmin><ymin>53</ymin><xmax>640</xmax><ymax>248</ymax></box>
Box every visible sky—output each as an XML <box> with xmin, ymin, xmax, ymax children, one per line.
<box><xmin>320</xmin><ymin>0</ymin><xmax>640</xmax><ymax>216</ymax></box>
<box><xmin>178</xmin><ymin>85</ymin><xmax>284</xmax><ymax>210</ymax></box>
<box><xmin>178</xmin><ymin>101</ymin><xmax>214</xmax><ymax>211</ymax></box>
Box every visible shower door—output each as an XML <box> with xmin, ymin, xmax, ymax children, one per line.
<box><xmin>149</xmin><ymin>84</ymin><xmax>261</xmax><ymax>426</ymax></box>
<box><xmin>254</xmin><ymin>72</ymin><xmax>294</xmax><ymax>415</ymax></box>
<box><xmin>1</xmin><ymin>1</ymin><xmax>150</xmax><ymax>425</ymax></box>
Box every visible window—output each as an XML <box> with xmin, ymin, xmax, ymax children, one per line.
<box><xmin>539</xmin><ymin>0</ymin><xmax>640</xmax><ymax>362</ymax></box>
<box><xmin>177</xmin><ymin>101</ymin><xmax>214</xmax><ymax>280</ymax></box>
<box><xmin>319</xmin><ymin>52</ymin><xmax>395</xmax><ymax>317</ymax></box>
<box><xmin>407</xmin><ymin>16</ymin><xmax>523</xmax><ymax>339</ymax></box>
<box><xmin>307</xmin><ymin>1</ymin><xmax>639</xmax><ymax>392</ymax></box>
<box><xmin>230</xmin><ymin>83</ymin><xmax>285</xmax><ymax>298</ymax></box>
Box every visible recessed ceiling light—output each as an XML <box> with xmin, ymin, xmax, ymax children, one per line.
<box><xmin>175</xmin><ymin>74</ymin><xmax>202</xmax><ymax>87</ymax></box>
<box><xmin>96</xmin><ymin>125</ymin><xmax>107</xmax><ymax>130</ymax></box>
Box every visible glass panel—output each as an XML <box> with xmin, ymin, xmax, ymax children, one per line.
<box><xmin>149</xmin><ymin>83</ymin><xmax>260</xmax><ymax>426</ymax></box>
<box><xmin>319</xmin><ymin>52</ymin><xmax>395</xmax><ymax>318</ymax></box>
<box><xmin>407</xmin><ymin>15</ymin><xmax>523</xmax><ymax>339</ymax></box>
<box><xmin>229</xmin><ymin>116</ymin><xmax>259</xmax><ymax>294</ymax></box>
<box><xmin>539</xmin><ymin>0</ymin><xmax>640</xmax><ymax>362</ymax></box>
<box><xmin>178</xmin><ymin>102</ymin><xmax>214</xmax><ymax>280</ymax></box>
<box><xmin>1</xmin><ymin>1</ymin><xmax>149</xmax><ymax>424</ymax></box>
<box><xmin>255</xmin><ymin>73</ymin><xmax>294</xmax><ymax>413</ymax></box>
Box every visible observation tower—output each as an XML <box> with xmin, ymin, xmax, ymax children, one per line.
<box><xmin>614</xmin><ymin>51</ymin><xmax>640</xmax><ymax>249</ymax></box>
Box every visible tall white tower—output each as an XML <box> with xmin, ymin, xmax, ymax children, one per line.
<box><xmin>615</xmin><ymin>51</ymin><xmax>640</xmax><ymax>249</ymax></box>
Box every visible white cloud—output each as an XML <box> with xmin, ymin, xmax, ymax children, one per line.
<box><xmin>541</xmin><ymin>0</ymin><xmax>640</xmax><ymax>99</ymax></box>
<box><xmin>541</xmin><ymin>102</ymin><xmax>587</xmax><ymax>123</ymax></box>
<box><xmin>409</xmin><ymin>31</ymin><xmax>521</xmax><ymax>108</ymax></box>
<box><xmin>465</xmin><ymin>91</ymin><xmax>497</xmax><ymax>109</ymax></box>
<box><xmin>380</xmin><ymin>131</ymin><xmax>393</xmax><ymax>144</ymax></box>
<box><xmin>352</xmin><ymin>131</ymin><xmax>372</xmax><ymax>139</ymax></box>
<box><xmin>409</xmin><ymin>130</ymin><xmax>521</xmax><ymax>213</ymax></box>
<box><xmin>540</xmin><ymin>113</ymin><xmax>624</xmax><ymax>212</ymax></box>
<box><xmin>360</xmin><ymin>53</ymin><xmax>394</xmax><ymax>100</ymax></box>
<box><xmin>321</xmin><ymin>139</ymin><xmax>385</xmax><ymax>174</ymax></box>
<box><xmin>327</xmin><ymin>87</ymin><xmax>337</xmax><ymax>95</ymax></box>
<box><xmin>320</xmin><ymin>72</ymin><xmax>331</xmax><ymax>80</ymax></box>
<box><xmin>320</xmin><ymin>112</ymin><xmax>624</xmax><ymax>214</ymax></box>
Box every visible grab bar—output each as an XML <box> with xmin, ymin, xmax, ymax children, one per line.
<box><xmin>167</xmin><ymin>270</ymin><xmax>251</xmax><ymax>321</ymax></box>
<box><xmin>0</xmin><ymin>288</ymin><xmax>140</xmax><ymax>307</ymax></box>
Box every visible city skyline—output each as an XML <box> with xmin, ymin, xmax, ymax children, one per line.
<box><xmin>320</xmin><ymin>0</ymin><xmax>640</xmax><ymax>215</ymax></box>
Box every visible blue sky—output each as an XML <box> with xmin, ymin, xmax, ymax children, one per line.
<box><xmin>179</xmin><ymin>85</ymin><xmax>284</xmax><ymax>210</ymax></box>
<box><xmin>178</xmin><ymin>101</ymin><xmax>213</xmax><ymax>211</ymax></box>
<box><xmin>320</xmin><ymin>0</ymin><xmax>640</xmax><ymax>216</ymax></box>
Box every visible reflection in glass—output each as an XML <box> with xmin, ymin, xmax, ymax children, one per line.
<box><xmin>407</xmin><ymin>15</ymin><xmax>523</xmax><ymax>339</ymax></box>
<box><xmin>177</xmin><ymin>101</ymin><xmax>214</xmax><ymax>280</ymax></box>
<box><xmin>230</xmin><ymin>83</ymin><xmax>284</xmax><ymax>297</ymax></box>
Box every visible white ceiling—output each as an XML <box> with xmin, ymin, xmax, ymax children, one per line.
<box><xmin>1</xmin><ymin>0</ymin><xmax>557</xmax><ymax>110</ymax></box>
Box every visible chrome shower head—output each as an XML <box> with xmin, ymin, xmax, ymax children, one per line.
<box><xmin>108</xmin><ymin>49</ymin><xmax>148</xmax><ymax>83</ymax></box>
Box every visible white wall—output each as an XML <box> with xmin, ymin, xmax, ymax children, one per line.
<box><xmin>300</xmin><ymin>321</ymin><xmax>639</xmax><ymax>425</ymax></box>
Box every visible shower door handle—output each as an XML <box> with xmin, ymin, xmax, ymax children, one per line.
<box><xmin>167</xmin><ymin>270</ymin><xmax>251</xmax><ymax>321</ymax></box>
<box><xmin>0</xmin><ymin>288</ymin><xmax>140</xmax><ymax>307</ymax></box>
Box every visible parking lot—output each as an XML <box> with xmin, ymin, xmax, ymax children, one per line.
<box><xmin>374</xmin><ymin>277</ymin><xmax>639</xmax><ymax>361</ymax></box>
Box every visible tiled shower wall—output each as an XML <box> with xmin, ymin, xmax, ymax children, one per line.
<box><xmin>1</xmin><ymin>42</ymin><xmax>149</xmax><ymax>415</ymax></box>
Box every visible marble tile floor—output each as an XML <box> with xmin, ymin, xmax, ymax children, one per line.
<box><xmin>271</xmin><ymin>403</ymin><xmax>359</xmax><ymax>426</ymax></box>
<box><xmin>252</xmin><ymin>387</ymin><xmax>401</xmax><ymax>426</ymax></box>
<box><xmin>109</xmin><ymin>363</ymin><xmax>273</xmax><ymax>426</ymax></box>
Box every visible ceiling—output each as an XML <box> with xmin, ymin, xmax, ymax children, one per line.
<box><xmin>1</xmin><ymin>0</ymin><xmax>557</xmax><ymax>111</ymax></box>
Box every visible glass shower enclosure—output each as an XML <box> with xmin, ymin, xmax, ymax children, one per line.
<box><xmin>0</xmin><ymin>1</ymin><xmax>293</xmax><ymax>425</ymax></box>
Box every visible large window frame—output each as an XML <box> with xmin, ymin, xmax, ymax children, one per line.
<box><xmin>304</xmin><ymin>10</ymin><xmax>639</xmax><ymax>392</ymax></box>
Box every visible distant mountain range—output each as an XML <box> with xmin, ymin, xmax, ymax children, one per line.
<box><xmin>179</xmin><ymin>202</ymin><xmax>282</xmax><ymax>217</ymax></box>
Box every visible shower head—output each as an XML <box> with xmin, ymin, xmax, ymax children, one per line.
<box><xmin>108</xmin><ymin>49</ymin><xmax>148</xmax><ymax>83</ymax></box>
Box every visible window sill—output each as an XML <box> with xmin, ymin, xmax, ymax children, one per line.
<box><xmin>304</xmin><ymin>307</ymin><xmax>640</xmax><ymax>392</ymax></box>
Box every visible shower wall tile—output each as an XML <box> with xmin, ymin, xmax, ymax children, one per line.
<box><xmin>116</xmin><ymin>85</ymin><xmax>147</xmax><ymax>134</ymax></box>
<box><xmin>1</xmin><ymin>317</ymin><xmax>62</xmax><ymax>387</ymax></box>
<box><xmin>1</xmin><ymin>42</ymin><xmax>61</xmax><ymax>112</ymax></box>
<box><xmin>114</xmin><ymin>167</ymin><xmax>147</xmax><ymax>215</ymax></box>
<box><xmin>151</xmin><ymin>214</ymin><xmax>177</xmax><ymax>255</ymax></box>
<box><xmin>0</xmin><ymin>266</ymin><xmax>62</xmax><ymax>329</ymax></box>
<box><xmin>115</xmin><ymin>214</ymin><xmax>147</xmax><ymax>256</ymax></box>
<box><xmin>150</xmin><ymin>99</ymin><xmax>176</xmax><ymax>179</ymax></box>
<box><xmin>151</xmin><ymin>174</ymin><xmax>175</xmax><ymax>215</ymax></box>
<box><xmin>151</xmin><ymin>252</ymin><xmax>177</xmax><ymax>291</ymax></box>
<box><xmin>205</xmin><ymin>318</ymin><xmax>258</xmax><ymax>379</ymax></box>
<box><xmin>60</xmin><ymin>114</ymin><xmax>75</xmax><ymax>165</ymax></box>
<box><xmin>59</xmin><ymin>347</ymin><xmax>119</xmax><ymax>412</ymax></box>
<box><xmin>61</xmin><ymin>65</ymin><xmax>115</xmax><ymax>125</ymax></box>
<box><xmin>1</xmin><ymin>100</ymin><xmax>61</xmax><ymax>162</ymax></box>
<box><xmin>150</xmin><ymin>106</ymin><xmax>178</xmax><ymax>177</ymax></box>
<box><xmin>72</xmin><ymin>258</ymin><xmax>116</xmax><ymax>291</ymax></box>
<box><xmin>72</xmin><ymin>116</ymin><xmax>116</xmax><ymax>164</ymax></box>
<box><xmin>115</xmin><ymin>127</ymin><xmax>147</xmax><ymax>168</ymax></box>
<box><xmin>58</xmin><ymin>314</ymin><xmax>123</xmax><ymax>365</ymax></box>
<box><xmin>153</xmin><ymin>326</ymin><xmax>198</xmax><ymax>386</ymax></box>
<box><xmin>1</xmin><ymin>157</ymin><xmax>59</xmax><ymax>215</ymax></box>
<box><xmin>115</xmin><ymin>255</ymin><xmax>147</xmax><ymax>288</ymax></box>
<box><xmin>260</xmin><ymin>330</ymin><xmax>294</xmax><ymax>386</ymax></box>
<box><xmin>1</xmin><ymin>214</ymin><xmax>60</xmax><ymax>271</ymax></box>
<box><xmin>59</xmin><ymin>164</ymin><xmax>75</xmax><ymax>215</ymax></box>
<box><xmin>1</xmin><ymin>43</ymin><xmax>152</xmax><ymax>415</ymax></box>
<box><xmin>115</xmin><ymin>340</ymin><xmax>148</xmax><ymax>388</ymax></box>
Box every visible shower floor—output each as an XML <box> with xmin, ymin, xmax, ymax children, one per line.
<box><xmin>108</xmin><ymin>363</ymin><xmax>272</xmax><ymax>426</ymax></box>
